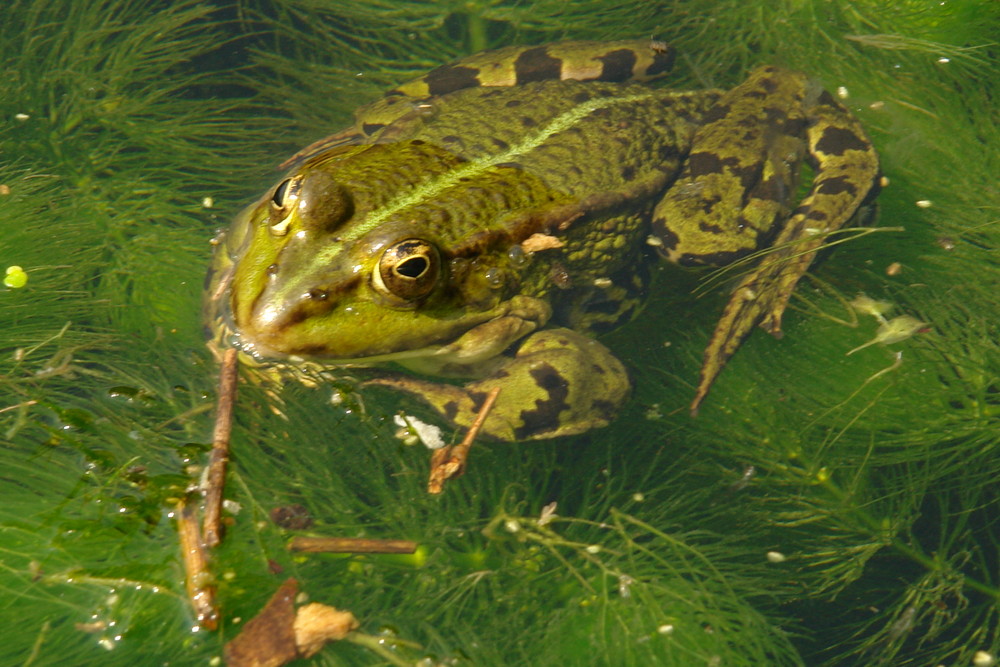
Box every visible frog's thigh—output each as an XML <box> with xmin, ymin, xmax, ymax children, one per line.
<box><xmin>372</xmin><ymin>329</ymin><xmax>630</xmax><ymax>442</ymax></box>
<box><xmin>651</xmin><ymin>66</ymin><xmax>812</xmax><ymax>267</ymax></box>
<box><xmin>471</xmin><ymin>328</ymin><xmax>630</xmax><ymax>441</ymax></box>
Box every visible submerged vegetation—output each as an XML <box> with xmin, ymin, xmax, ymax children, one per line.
<box><xmin>1</xmin><ymin>0</ymin><xmax>997</xmax><ymax>664</ymax></box>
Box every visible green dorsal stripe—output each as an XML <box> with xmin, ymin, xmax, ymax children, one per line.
<box><xmin>307</xmin><ymin>91</ymin><xmax>654</xmax><ymax>276</ymax></box>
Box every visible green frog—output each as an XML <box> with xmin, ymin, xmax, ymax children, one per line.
<box><xmin>206</xmin><ymin>39</ymin><xmax>880</xmax><ymax>442</ymax></box>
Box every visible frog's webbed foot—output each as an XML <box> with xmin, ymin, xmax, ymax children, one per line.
<box><xmin>364</xmin><ymin>329</ymin><xmax>630</xmax><ymax>442</ymax></box>
<box><xmin>691</xmin><ymin>85</ymin><xmax>880</xmax><ymax>414</ymax></box>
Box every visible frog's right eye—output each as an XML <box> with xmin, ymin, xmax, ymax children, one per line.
<box><xmin>372</xmin><ymin>238</ymin><xmax>440</xmax><ymax>306</ymax></box>
<box><xmin>268</xmin><ymin>176</ymin><xmax>302</xmax><ymax>236</ymax></box>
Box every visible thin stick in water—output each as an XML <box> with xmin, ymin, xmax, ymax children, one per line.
<box><xmin>428</xmin><ymin>386</ymin><xmax>500</xmax><ymax>494</ymax></box>
<box><xmin>204</xmin><ymin>347</ymin><xmax>239</xmax><ymax>548</ymax></box>
<box><xmin>289</xmin><ymin>536</ymin><xmax>418</xmax><ymax>554</ymax></box>
<box><xmin>177</xmin><ymin>499</ymin><xmax>218</xmax><ymax>630</ymax></box>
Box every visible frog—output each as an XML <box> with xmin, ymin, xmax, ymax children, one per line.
<box><xmin>206</xmin><ymin>39</ymin><xmax>880</xmax><ymax>442</ymax></box>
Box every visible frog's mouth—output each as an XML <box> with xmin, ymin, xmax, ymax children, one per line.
<box><xmin>222</xmin><ymin>320</ymin><xmax>492</xmax><ymax>377</ymax></box>
<box><xmin>232</xmin><ymin>331</ymin><xmax>452</xmax><ymax>369</ymax></box>
<box><xmin>225</xmin><ymin>278</ymin><xmax>497</xmax><ymax>366</ymax></box>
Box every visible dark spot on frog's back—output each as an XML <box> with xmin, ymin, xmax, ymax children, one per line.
<box><xmin>816</xmin><ymin>125</ymin><xmax>871</xmax><ymax>156</ymax></box>
<box><xmin>514</xmin><ymin>363</ymin><xmax>570</xmax><ymax>440</ymax></box>
<box><xmin>685</xmin><ymin>151</ymin><xmax>724</xmax><ymax>176</ymax></box>
<box><xmin>756</xmin><ymin>74</ymin><xmax>780</xmax><ymax>94</ymax></box>
<box><xmin>686</xmin><ymin>151</ymin><xmax>756</xmax><ymax>188</ymax></box>
<box><xmin>700</xmin><ymin>103</ymin><xmax>732</xmax><ymax>124</ymax></box>
<box><xmin>424</xmin><ymin>64</ymin><xmax>481</xmax><ymax>96</ymax></box>
<box><xmin>514</xmin><ymin>46</ymin><xmax>562</xmax><ymax>83</ymax></box>
<box><xmin>698</xmin><ymin>220</ymin><xmax>725</xmax><ymax>235</ymax></box>
<box><xmin>816</xmin><ymin>175</ymin><xmax>857</xmax><ymax>196</ymax></box>
<box><xmin>595</xmin><ymin>48</ymin><xmax>637</xmax><ymax>82</ymax></box>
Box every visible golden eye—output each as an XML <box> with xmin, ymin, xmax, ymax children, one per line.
<box><xmin>372</xmin><ymin>238</ymin><xmax>440</xmax><ymax>304</ymax></box>
<box><xmin>268</xmin><ymin>176</ymin><xmax>301</xmax><ymax>236</ymax></box>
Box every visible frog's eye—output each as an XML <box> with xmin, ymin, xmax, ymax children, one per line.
<box><xmin>268</xmin><ymin>176</ymin><xmax>302</xmax><ymax>236</ymax></box>
<box><xmin>372</xmin><ymin>238</ymin><xmax>440</xmax><ymax>304</ymax></box>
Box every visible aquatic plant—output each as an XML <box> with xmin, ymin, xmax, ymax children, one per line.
<box><xmin>1</xmin><ymin>0</ymin><xmax>996</xmax><ymax>664</ymax></box>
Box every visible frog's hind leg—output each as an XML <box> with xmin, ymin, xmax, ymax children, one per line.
<box><xmin>364</xmin><ymin>329</ymin><xmax>630</xmax><ymax>442</ymax></box>
<box><xmin>692</xmin><ymin>88</ymin><xmax>881</xmax><ymax>414</ymax></box>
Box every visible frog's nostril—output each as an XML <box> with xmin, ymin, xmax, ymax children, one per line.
<box><xmin>308</xmin><ymin>288</ymin><xmax>329</xmax><ymax>301</ymax></box>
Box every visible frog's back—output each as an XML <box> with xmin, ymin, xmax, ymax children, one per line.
<box><xmin>389</xmin><ymin>80</ymin><xmax>717</xmax><ymax>200</ymax></box>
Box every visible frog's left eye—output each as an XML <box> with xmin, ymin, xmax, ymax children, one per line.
<box><xmin>372</xmin><ymin>238</ymin><xmax>440</xmax><ymax>305</ymax></box>
<box><xmin>268</xmin><ymin>176</ymin><xmax>302</xmax><ymax>236</ymax></box>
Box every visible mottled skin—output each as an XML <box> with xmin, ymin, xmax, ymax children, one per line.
<box><xmin>206</xmin><ymin>40</ymin><xmax>880</xmax><ymax>440</ymax></box>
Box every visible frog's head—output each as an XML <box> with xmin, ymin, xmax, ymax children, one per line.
<box><xmin>217</xmin><ymin>144</ymin><xmax>525</xmax><ymax>364</ymax></box>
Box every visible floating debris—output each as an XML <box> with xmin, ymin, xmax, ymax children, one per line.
<box><xmin>847</xmin><ymin>315</ymin><xmax>928</xmax><ymax>355</ymax></box>
<box><xmin>850</xmin><ymin>294</ymin><xmax>894</xmax><ymax>322</ymax></box>
<box><xmin>393</xmin><ymin>413</ymin><xmax>445</xmax><ymax>449</ymax></box>
<box><xmin>4</xmin><ymin>265</ymin><xmax>28</xmax><ymax>288</ymax></box>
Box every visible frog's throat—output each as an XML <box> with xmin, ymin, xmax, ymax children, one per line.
<box><xmin>306</xmin><ymin>91</ymin><xmax>656</xmax><ymax>273</ymax></box>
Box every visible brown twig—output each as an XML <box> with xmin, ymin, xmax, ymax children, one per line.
<box><xmin>204</xmin><ymin>347</ymin><xmax>239</xmax><ymax>547</ymax></box>
<box><xmin>177</xmin><ymin>499</ymin><xmax>218</xmax><ymax>630</ymax></box>
<box><xmin>428</xmin><ymin>386</ymin><xmax>500</xmax><ymax>494</ymax></box>
<box><xmin>0</xmin><ymin>399</ymin><xmax>37</xmax><ymax>415</ymax></box>
<box><xmin>288</xmin><ymin>536</ymin><xmax>418</xmax><ymax>554</ymax></box>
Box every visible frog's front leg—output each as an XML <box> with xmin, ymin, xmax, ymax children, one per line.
<box><xmin>652</xmin><ymin>66</ymin><xmax>880</xmax><ymax>413</ymax></box>
<box><xmin>364</xmin><ymin>328</ymin><xmax>630</xmax><ymax>442</ymax></box>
